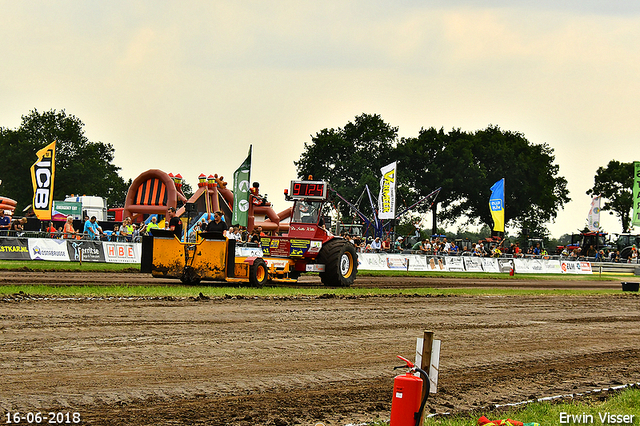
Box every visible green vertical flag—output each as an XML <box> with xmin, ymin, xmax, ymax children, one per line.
<box><xmin>633</xmin><ymin>161</ymin><xmax>640</xmax><ymax>227</ymax></box>
<box><xmin>232</xmin><ymin>146</ymin><xmax>252</xmax><ymax>227</ymax></box>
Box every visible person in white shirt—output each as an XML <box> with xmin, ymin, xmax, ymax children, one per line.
<box><xmin>227</xmin><ymin>226</ymin><xmax>236</xmax><ymax>240</ymax></box>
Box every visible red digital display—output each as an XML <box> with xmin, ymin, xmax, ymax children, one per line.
<box><xmin>289</xmin><ymin>181</ymin><xmax>327</xmax><ymax>200</ymax></box>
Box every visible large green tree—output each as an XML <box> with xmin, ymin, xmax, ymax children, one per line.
<box><xmin>298</xmin><ymin>116</ymin><xmax>570</xmax><ymax>236</ymax></box>
<box><xmin>295</xmin><ymin>113</ymin><xmax>399</xmax><ymax>218</ymax></box>
<box><xmin>396</xmin><ymin>125</ymin><xmax>570</xmax><ymax>236</ymax></box>
<box><xmin>586</xmin><ymin>160</ymin><xmax>634</xmax><ymax>232</ymax></box>
<box><xmin>0</xmin><ymin>109</ymin><xmax>130</xmax><ymax>211</ymax></box>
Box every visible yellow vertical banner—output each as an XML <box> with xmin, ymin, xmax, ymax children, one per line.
<box><xmin>30</xmin><ymin>141</ymin><xmax>57</xmax><ymax>221</ymax></box>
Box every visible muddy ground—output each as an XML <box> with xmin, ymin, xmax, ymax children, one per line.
<box><xmin>1</xmin><ymin>271</ymin><xmax>640</xmax><ymax>425</ymax></box>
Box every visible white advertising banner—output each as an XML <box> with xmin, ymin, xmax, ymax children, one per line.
<box><xmin>481</xmin><ymin>258</ymin><xmax>500</xmax><ymax>273</ymax></box>
<box><xmin>358</xmin><ymin>253</ymin><xmax>592</xmax><ymax>275</ymax></box>
<box><xmin>386</xmin><ymin>254</ymin><xmax>409</xmax><ymax>270</ymax></box>
<box><xmin>427</xmin><ymin>256</ymin><xmax>447</xmax><ymax>271</ymax></box>
<box><xmin>463</xmin><ymin>256</ymin><xmax>484</xmax><ymax>272</ymax></box>
<box><xmin>357</xmin><ymin>253</ymin><xmax>387</xmax><ymax>270</ymax></box>
<box><xmin>527</xmin><ymin>257</ymin><xmax>546</xmax><ymax>274</ymax></box>
<box><xmin>407</xmin><ymin>255</ymin><xmax>430</xmax><ymax>271</ymax></box>
<box><xmin>443</xmin><ymin>256</ymin><xmax>465</xmax><ymax>272</ymax></box>
<box><xmin>497</xmin><ymin>258</ymin><xmax>515</xmax><ymax>273</ymax></box>
<box><xmin>513</xmin><ymin>258</ymin><xmax>532</xmax><ymax>273</ymax></box>
<box><xmin>28</xmin><ymin>239</ymin><xmax>70</xmax><ymax>261</ymax></box>
<box><xmin>103</xmin><ymin>242</ymin><xmax>142</xmax><ymax>263</ymax></box>
<box><xmin>559</xmin><ymin>260</ymin><xmax>592</xmax><ymax>274</ymax></box>
<box><xmin>543</xmin><ymin>258</ymin><xmax>563</xmax><ymax>274</ymax></box>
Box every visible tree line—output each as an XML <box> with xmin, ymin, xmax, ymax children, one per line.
<box><xmin>296</xmin><ymin>113</ymin><xmax>636</xmax><ymax>238</ymax></box>
<box><xmin>0</xmin><ymin>110</ymin><xmax>634</xmax><ymax>236</ymax></box>
<box><xmin>0</xmin><ymin>109</ymin><xmax>130</xmax><ymax>212</ymax></box>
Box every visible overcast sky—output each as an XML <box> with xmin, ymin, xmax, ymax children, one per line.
<box><xmin>2</xmin><ymin>1</ymin><xmax>639</xmax><ymax>237</ymax></box>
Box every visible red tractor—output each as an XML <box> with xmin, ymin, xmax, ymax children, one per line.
<box><xmin>142</xmin><ymin>179</ymin><xmax>358</xmax><ymax>287</ymax></box>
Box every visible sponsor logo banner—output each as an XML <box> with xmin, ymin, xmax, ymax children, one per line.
<box><xmin>497</xmin><ymin>258</ymin><xmax>514</xmax><ymax>273</ymax></box>
<box><xmin>463</xmin><ymin>257</ymin><xmax>484</xmax><ymax>272</ymax></box>
<box><xmin>427</xmin><ymin>256</ymin><xmax>447</xmax><ymax>271</ymax></box>
<box><xmin>0</xmin><ymin>238</ymin><xmax>30</xmax><ymax>260</ymax></box>
<box><xmin>28</xmin><ymin>238</ymin><xmax>69</xmax><ymax>261</ymax></box>
<box><xmin>443</xmin><ymin>256</ymin><xmax>465</xmax><ymax>272</ymax></box>
<box><xmin>560</xmin><ymin>260</ymin><xmax>592</xmax><ymax>274</ymax></box>
<box><xmin>481</xmin><ymin>258</ymin><xmax>500</xmax><ymax>273</ymax></box>
<box><xmin>236</xmin><ymin>246</ymin><xmax>263</xmax><ymax>257</ymax></box>
<box><xmin>386</xmin><ymin>255</ymin><xmax>408</xmax><ymax>269</ymax></box>
<box><xmin>103</xmin><ymin>242</ymin><xmax>141</xmax><ymax>263</ymax></box>
<box><xmin>67</xmin><ymin>240</ymin><xmax>105</xmax><ymax>262</ymax></box>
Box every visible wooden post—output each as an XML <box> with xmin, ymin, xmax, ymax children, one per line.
<box><xmin>419</xmin><ymin>330</ymin><xmax>434</xmax><ymax>426</ymax></box>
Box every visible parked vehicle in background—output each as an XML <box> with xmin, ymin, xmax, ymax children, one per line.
<box><xmin>64</xmin><ymin>195</ymin><xmax>107</xmax><ymax>221</ymax></box>
<box><xmin>556</xmin><ymin>232</ymin><xmax>610</xmax><ymax>257</ymax></box>
<box><xmin>609</xmin><ymin>233</ymin><xmax>640</xmax><ymax>261</ymax></box>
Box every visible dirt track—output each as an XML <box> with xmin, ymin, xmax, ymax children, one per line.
<box><xmin>1</xmin><ymin>272</ymin><xmax>640</xmax><ymax>426</ymax></box>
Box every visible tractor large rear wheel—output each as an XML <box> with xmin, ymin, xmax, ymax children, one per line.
<box><xmin>318</xmin><ymin>239</ymin><xmax>357</xmax><ymax>287</ymax></box>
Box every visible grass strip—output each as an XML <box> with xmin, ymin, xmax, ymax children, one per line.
<box><xmin>1</xmin><ymin>260</ymin><xmax>634</xmax><ymax>282</ymax></box>
<box><xmin>371</xmin><ymin>387</ymin><xmax>640</xmax><ymax>426</ymax></box>
<box><xmin>0</xmin><ymin>284</ymin><xmax>628</xmax><ymax>298</ymax></box>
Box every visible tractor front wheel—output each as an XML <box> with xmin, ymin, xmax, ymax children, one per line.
<box><xmin>318</xmin><ymin>239</ymin><xmax>358</xmax><ymax>287</ymax></box>
<box><xmin>249</xmin><ymin>258</ymin><xmax>268</xmax><ymax>287</ymax></box>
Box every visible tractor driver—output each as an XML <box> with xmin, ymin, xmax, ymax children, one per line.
<box><xmin>294</xmin><ymin>201</ymin><xmax>325</xmax><ymax>228</ymax></box>
<box><xmin>166</xmin><ymin>207</ymin><xmax>183</xmax><ymax>239</ymax></box>
<box><xmin>250</xmin><ymin>182</ymin><xmax>268</xmax><ymax>206</ymax></box>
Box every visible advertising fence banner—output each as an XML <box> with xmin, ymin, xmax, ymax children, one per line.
<box><xmin>1</xmin><ymin>238</ymin><xmax>596</xmax><ymax>272</ymax></box>
<box><xmin>357</xmin><ymin>253</ymin><xmax>592</xmax><ymax>274</ymax></box>
<box><xmin>463</xmin><ymin>257</ymin><xmax>484</xmax><ymax>272</ymax></box>
<box><xmin>28</xmin><ymin>238</ymin><xmax>69</xmax><ymax>261</ymax></box>
<box><xmin>443</xmin><ymin>256</ymin><xmax>465</xmax><ymax>272</ymax></box>
<box><xmin>0</xmin><ymin>238</ymin><xmax>30</xmax><ymax>260</ymax></box>
<box><xmin>0</xmin><ymin>237</ymin><xmax>141</xmax><ymax>263</ymax></box>
<box><xmin>103</xmin><ymin>242</ymin><xmax>141</xmax><ymax>263</ymax></box>
<box><xmin>66</xmin><ymin>240</ymin><xmax>105</xmax><ymax>263</ymax></box>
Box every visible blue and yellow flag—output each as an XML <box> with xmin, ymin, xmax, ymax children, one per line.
<box><xmin>489</xmin><ymin>178</ymin><xmax>505</xmax><ymax>232</ymax></box>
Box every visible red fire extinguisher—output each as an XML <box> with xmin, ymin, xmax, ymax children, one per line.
<box><xmin>390</xmin><ymin>355</ymin><xmax>430</xmax><ymax>426</ymax></box>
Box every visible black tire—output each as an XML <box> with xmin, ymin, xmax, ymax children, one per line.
<box><xmin>620</xmin><ymin>246</ymin><xmax>632</xmax><ymax>260</ymax></box>
<box><xmin>249</xmin><ymin>258</ymin><xmax>268</xmax><ymax>287</ymax></box>
<box><xmin>318</xmin><ymin>238</ymin><xmax>358</xmax><ymax>287</ymax></box>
